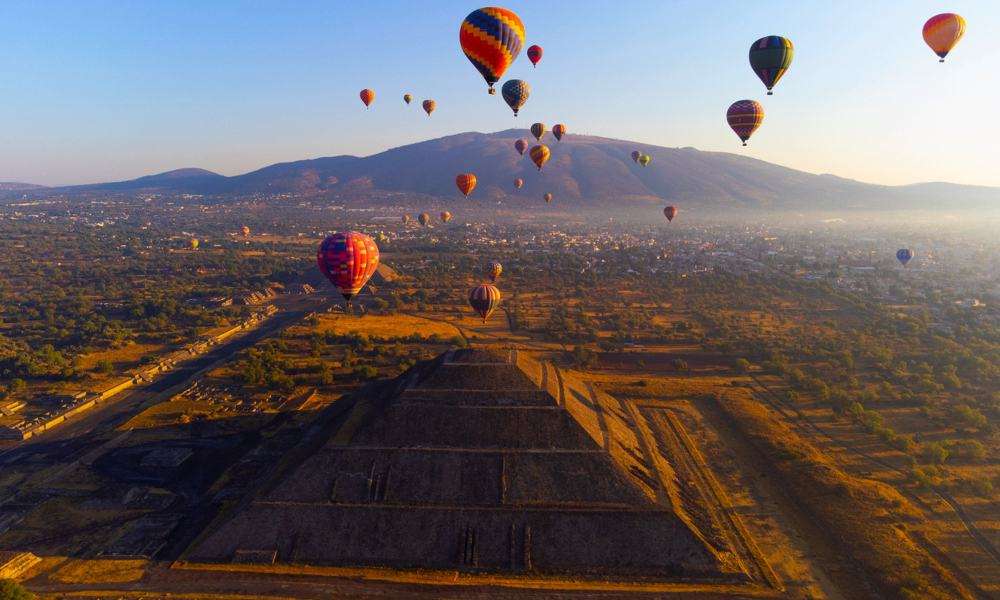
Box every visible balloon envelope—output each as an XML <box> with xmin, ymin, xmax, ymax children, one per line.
<box><xmin>923</xmin><ymin>13</ymin><xmax>965</xmax><ymax>61</ymax></box>
<box><xmin>896</xmin><ymin>248</ymin><xmax>914</xmax><ymax>266</ymax></box>
<box><xmin>749</xmin><ymin>36</ymin><xmax>793</xmax><ymax>94</ymax></box>
<box><xmin>360</xmin><ymin>88</ymin><xmax>375</xmax><ymax>107</ymax></box>
<box><xmin>664</xmin><ymin>206</ymin><xmax>677</xmax><ymax>222</ymax></box>
<box><xmin>543</xmin><ymin>192</ymin><xmax>553</xmax><ymax>203</ymax></box>
<box><xmin>418</xmin><ymin>213</ymin><xmax>431</xmax><ymax>227</ymax></box>
<box><xmin>403</xmin><ymin>93</ymin><xmax>412</xmax><ymax>104</ymax></box>
<box><xmin>469</xmin><ymin>283</ymin><xmax>501</xmax><ymax>323</ymax></box>
<box><xmin>487</xmin><ymin>261</ymin><xmax>502</xmax><ymax>282</ymax></box>
<box><xmin>501</xmin><ymin>79</ymin><xmax>530</xmax><ymax>116</ymax></box>
<box><xmin>317</xmin><ymin>231</ymin><xmax>380</xmax><ymax>301</ymax></box>
<box><xmin>422</xmin><ymin>99</ymin><xmax>436</xmax><ymax>116</ymax></box>
<box><xmin>460</xmin><ymin>7</ymin><xmax>525</xmax><ymax>94</ymax></box>
<box><xmin>527</xmin><ymin>44</ymin><xmax>542</xmax><ymax>67</ymax></box>
<box><xmin>727</xmin><ymin>100</ymin><xmax>765</xmax><ymax>145</ymax></box>
<box><xmin>631</xmin><ymin>150</ymin><xmax>641</xmax><ymax>163</ymax></box>
<box><xmin>514</xmin><ymin>177</ymin><xmax>524</xmax><ymax>189</ymax></box>
<box><xmin>440</xmin><ymin>211</ymin><xmax>453</xmax><ymax>223</ymax></box>
<box><xmin>514</xmin><ymin>139</ymin><xmax>528</xmax><ymax>155</ymax></box>
<box><xmin>241</xmin><ymin>226</ymin><xmax>251</xmax><ymax>236</ymax></box>
<box><xmin>638</xmin><ymin>154</ymin><xmax>651</xmax><ymax>167</ymax></box>
<box><xmin>529</xmin><ymin>144</ymin><xmax>551</xmax><ymax>170</ymax></box>
<box><xmin>553</xmin><ymin>123</ymin><xmax>566</xmax><ymax>141</ymax></box>
<box><xmin>456</xmin><ymin>173</ymin><xmax>478</xmax><ymax>197</ymax></box>
<box><xmin>530</xmin><ymin>122</ymin><xmax>546</xmax><ymax>141</ymax></box>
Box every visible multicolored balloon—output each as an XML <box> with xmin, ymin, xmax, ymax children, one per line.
<box><xmin>422</xmin><ymin>99</ymin><xmax>436</xmax><ymax>116</ymax></box>
<box><xmin>403</xmin><ymin>93</ymin><xmax>413</xmax><ymax>105</ymax></box>
<box><xmin>459</xmin><ymin>7</ymin><xmax>525</xmax><ymax>95</ymax></box>
<box><xmin>638</xmin><ymin>154</ymin><xmax>651</xmax><ymax>167</ymax></box>
<box><xmin>487</xmin><ymin>261</ymin><xmax>502</xmax><ymax>282</ymax></box>
<box><xmin>440</xmin><ymin>211</ymin><xmax>453</xmax><ymax>223</ymax></box>
<box><xmin>631</xmin><ymin>150</ymin><xmax>641</xmax><ymax>164</ymax></box>
<box><xmin>529</xmin><ymin>144</ymin><xmax>551</xmax><ymax>170</ymax></box>
<box><xmin>456</xmin><ymin>173</ymin><xmax>478</xmax><ymax>197</ymax></box>
<box><xmin>749</xmin><ymin>36</ymin><xmax>793</xmax><ymax>95</ymax></box>
<box><xmin>530</xmin><ymin>122</ymin><xmax>546</xmax><ymax>141</ymax></box>
<box><xmin>469</xmin><ymin>283</ymin><xmax>501</xmax><ymax>323</ymax></box>
<box><xmin>501</xmin><ymin>79</ymin><xmax>530</xmax><ymax>116</ymax></box>
<box><xmin>923</xmin><ymin>14</ymin><xmax>966</xmax><ymax>62</ymax></box>
<box><xmin>896</xmin><ymin>248</ymin><xmax>914</xmax><ymax>266</ymax></box>
<box><xmin>552</xmin><ymin>123</ymin><xmax>566</xmax><ymax>141</ymax></box>
<box><xmin>514</xmin><ymin>138</ymin><xmax>528</xmax><ymax>155</ymax></box>
<box><xmin>543</xmin><ymin>192</ymin><xmax>553</xmax><ymax>203</ymax></box>
<box><xmin>664</xmin><ymin>206</ymin><xmax>677</xmax><ymax>222</ymax></box>
<box><xmin>360</xmin><ymin>88</ymin><xmax>375</xmax><ymax>108</ymax></box>
<box><xmin>527</xmin><ymin>44</ymin><xmax>543</xmax><ymax>67</ymax></box>
<box><xmin>727</xmin><ymin>100</ymin><xmax>764</xmax><ymax>146</ymax></box>
<box><xmin>418</xmin><ymin>213</ymin><xmax>431</xmax><ymax>227</ymax></box>
<box><xmin>317</xmin><ymin>231</ymin><xmax>380</xmax><ymax>301</ymax></box>
<box><xmin>514</xmin><ymin>177</ymin><xmax>524</xmax><ymax>189</ymax></box>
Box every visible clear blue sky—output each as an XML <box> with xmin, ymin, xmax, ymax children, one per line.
<box><xmin>1</xmin><ymin>0</ymin><xmax>997</xmax><ymax>187</ymax></box>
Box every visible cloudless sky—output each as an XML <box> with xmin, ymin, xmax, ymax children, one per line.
<box><xmin>1</xmin><ymin>0</ymin><xmax>998</xmax><ymax>187</ymax></box>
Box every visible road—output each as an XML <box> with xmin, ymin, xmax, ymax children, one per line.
<box><xmin>0</xmin><ymin>294</ymin><xmax>327</xmax><ymax>468</ymax></box>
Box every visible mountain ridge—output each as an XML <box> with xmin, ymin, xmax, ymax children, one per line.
<box><xmin>5</xmin><ymin>130</ymin><xmax>997</xmax><ymax>210</ymax></box>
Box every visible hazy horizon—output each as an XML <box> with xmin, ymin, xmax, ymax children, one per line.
<box><xmin>1</xmin><ymin>0</ymin><xmax>998</xmax><ymax>188</ymax></box>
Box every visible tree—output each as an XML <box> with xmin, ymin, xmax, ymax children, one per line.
<box><xmin>0</xmin><ymin>579</ymin><xmax>34</xmax><ymax>600</ymax></box>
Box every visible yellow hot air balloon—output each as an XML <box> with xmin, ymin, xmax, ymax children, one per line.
<box><xmin>529</xmin><ymin>144</ymin><xmax>550</xmax><ymax>171</ymax></box>
<box><xmin>403</xmin><ymin>93</ymin><xmax>413</xmax><ymax>104</ymax></box>
<box><xmin>638</xmin><ymin>154</ymin><xmax>651</xmax><ymax>167</ymax></box>
<box><xmin>189</xmin><ymin>238</ymin><xmax>199</xmax><ymax>250</ymax></box>
<box><xmin>440</xmin><ymin>211</ymin><xmax>453</xmax><ymax>223</ymax></box>
<box><xmin>923</xmin><ymin>13</ymin><xmax>966</xmax><ymax>62</ymax></box>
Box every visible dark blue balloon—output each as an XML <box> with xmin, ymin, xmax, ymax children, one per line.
<box><xmin>896</xmin><ymin>248</ymin><xmax>913</xmax><ymax>266</ymax></box>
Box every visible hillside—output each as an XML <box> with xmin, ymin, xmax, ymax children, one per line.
<box><xmin>9</xmin><ymin>131</ymin><xmax>999</xmax><ymax>210</ymax></box>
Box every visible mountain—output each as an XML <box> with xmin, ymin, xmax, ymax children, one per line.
<box><xmin>0</xmin><ymin>182</ymin><xmax>47</xmax><ymax>192</ymax></box>
<box><xmin>8</xmin><ymin>131</ymin><xmax>998</xmax><ymax>210</ymax></box>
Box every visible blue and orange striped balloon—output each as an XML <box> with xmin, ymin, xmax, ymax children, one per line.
<box><xmin>460</xmin><ymin>7</ymin><xmax>525</xmax><ymax>95</ymax></box>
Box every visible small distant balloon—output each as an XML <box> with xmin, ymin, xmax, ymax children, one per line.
<box><xmin>543</xmin><ymin>192</ymin><xmax>553</xmax><ymax>203</ymax></box>
<box><xmin>402</xmin><ymin>214</ymin><xmax>412</xmax><ymax>225</ymax></box>
<box><xmin>631</xmin><ymin>150</ymin><xmax>641</xmax><ymax>164</ymax></box>
<box><xmin>456</xmin><ymin>173</ymin><xmax>478</xmax><ymax>197</ymax></box>
<box><xmin>664</xmin><ymin>206</ymin><xmax>677</xmax><ymax>222</ymax></box>
<box><xmin>422</xmin><ymin>99</ymin><xmax>436</xmax><ymax>116</ymax></box>
<box><xmin>638</xmin><ymin>154</ymin><xmax>651</xmax><ymax>167</ymax></box>
<box><xmin>440</xmin><ymin>211</ymin><xmax>453</xmax><ymax>223</ymax></box>
<box><xmin>241</xmin><ymin>225</ymin><xmax>251</xmax><ymax>237</ymax></box>
<box><xmin>514</xmin><ymin>177</ymin><xmax>524</xmax><ymax>189</ymax></box>
<box><xmin>469</xmin><ymin>283</ymin><xmax>501</xmax><ymax>323</ymax></box>
<box><xmin>896</xmin><ymin>248</ymin><xmax>914</xmax><ymax>266</ymax></box>
<box><xmin>530</xmin><ymin>122</ymin><xmax>546</xmax><ymax>141</ymax></box>
<box><xmin>403</xmin><ymin>93</ymin><xmax>413</xmax><ymax>105</ymax></box>
<box><xmin>487</xmin><ymin>261</ymin><xmax>502</xmax><ymax>282</ymax></box>
<box><xmin>514</xmin><ymin>138</ymin><xmax>528</xmax><ymax>155</ymax></box>
<box><xmin>460</xmin><ymin>7</ymin><xmax>525</xmax><ymax>94</ymax></box>
<box><xmin>360</xmin><ymin>88</ymin><xmax>375</xmax><ymax>108</ymax></box>
<box><xmin>527</xmin><ymin>44</ymin><xmax>543</xmax><ymax>67</ymax></box>
<box><xmin>501</xmin><ymin>79</ymin><xmax>530</xmax><ymax>116</ymax></box>
<box><xmin>749</xmin><ymin>36</ymin><xmax>793</xmax><ymax>95</ymax></box>
<box><xmin>189</xmin><ymin>238</ymin><xmax>199</xmax><ymax>250</ymax></box>
<box><xmin>923</xmin><ymin>13</ymin><xmax>965</xmax><ymax>62</ymax></box>
<box><xmin>418</xmin><ymin>213</ymin><xmax>431</xmax><ymax>227</ymax></box>
<box><xmin>552</xmin><ymin>123</ymin><xmax>566</xmax><ymax>141</ymax></box>
<box><xmin>530</xmin><ymin>144</ymin><xmax>551</xmax><ymax>170</ymax></box>
<box><xmin>727</xmin><ymin>100</ymin><xmax>765</xmax><ymax>146</ymax></box>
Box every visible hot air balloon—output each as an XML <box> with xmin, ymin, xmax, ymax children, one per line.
<box><xmin>189</xmin><ymin>238</ymin><xmax>199</xmax><ymax>250</ymax></box>
<box><xmin>469</xmin><ymin>283</ymin><xmax>501</xmax><ymax>323</ymax></box>
<box><xmin>923</xmin><ymin>14</ymin><xmax>966</xmax><ymax>62</ymax></box>
<box><xmin>422</xmin><ymin>99</ymin><xmax>436</xmax><ymax>116</ymax></box>
<box><xmin>501</xmin><ymin>79</ymin><xmax>530</xmax><ymax>116</ymax></box>
<box><xmin>460</xmin><ymin>7</ymin><xmax>525</xmax><ymax>95</ymax></box>
<box><xmin>530</xmin><ymin>122</ymin><xmax>546</xmax><ymax>141</ymax></box>
<box><xmin>317</xmin><ymin>231</ymin><xmax>380</xmax><ymax>302</ymax></box>
<box><xmin>487</xmin><ymin>261</ymin><xmax>502</xmax><ymax>282</ymax></box>
<box><xmin>360</xmin><ymin>88</ymin><xmax>375</xmax><ymax>108</ymax></box>
<box><xmin>530</xmin><ymin>144</ymin><xmax>550</xmax><ymax>170</ymax></box>
<box><xmin>638</xmin><ymin>154</ymin><xmax>651</xmax><ymax>167</ymax></box>
<box><xmin>440</xmin><ymin>211</ymin><xmax>453</xmax><ymax>223</ymax></box>
<box><xmin>631</xmin><ymin>150</ymin><xmax>641</xmax><ymax>164</ymax></box>
<box><xmin>514</xmin><ymin>138</ymin><xmax>528</xmax><ymax>155</ymax></box>
<box><xmin>527</xmin><ymin>44</ymin><xmax>543</xmax><ymax>67</ymax></box>
<box><xmin>663</xmin><ymin>206</ymin><xmax>677</xmax><ymax>222</ymax></box>
<box><xmin>514</xmin><ymin>177</ymin><xmax>524</xmax><ymax>189</ymax></box>
<box><xmin>403</xmin><ymin>93</ymin><xmax>413</xmax><ymax>105</ymax></box>
<box><xmin>402</xmin><ymin>214</ymin><xmax>412</xmax><ymax>225</ymax></box>
<box><xmin>896</xmin><ymin>248</ymin><xmax>914</xmax><ymax>266</ymax></box>
<box><xmin>727</xmin><ymin>100</ymin><xmax>765</xmax><ymax>146</ymax></box>
<box><xmin>418</xmin><ymin>213</ymin><xmax>431</xmax><ymax>227</ymax></box>
<box><xmin>749</xmin><ymin>36</ymin><xmax>793</xmax><ymax>95</ymax></box>
<box><xmin>543</xmin><ymin>192</ymin><xmax>553</xmax><ymax>203</ymax></box>
<box><xmin>456</xmin><ymin>173</ymin><xmax>478</xmax><ymax>197</ymax></box>
<box><xmin>552</xmin><ymin>123</ymin><xmax>566</xmax><ymax>141</ymax></box>
<box><xmin>241</xmin><ymin>225</ymin><xmax>251</xmax><ymax>237</ymax></box>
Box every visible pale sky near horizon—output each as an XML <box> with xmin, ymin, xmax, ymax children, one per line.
<box><xmin>1</xmin><ymin>0</ymin><xmax>997</xmax><ymax>187</ymax></box>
